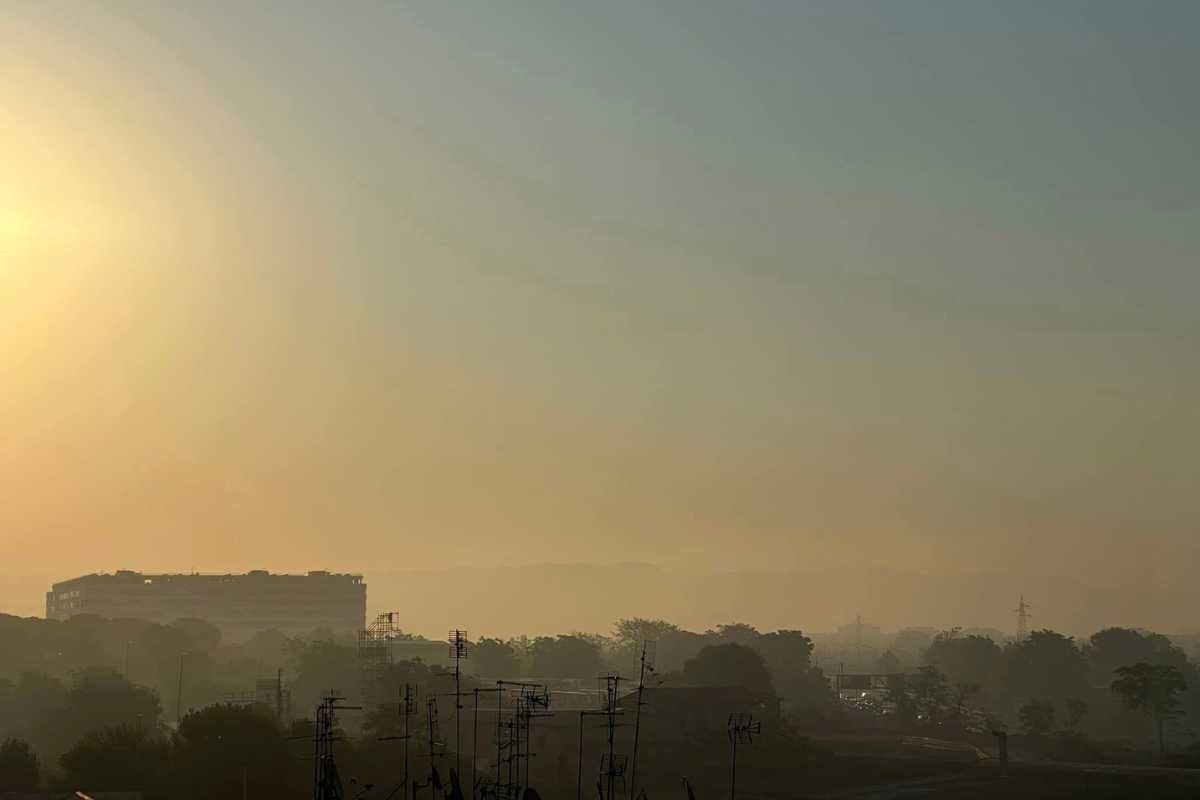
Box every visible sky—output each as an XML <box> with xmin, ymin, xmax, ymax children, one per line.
<box><xmin>2</xmin><ymin>2</ymin><xmax>1198</xmax><ymax>630</ymax></box>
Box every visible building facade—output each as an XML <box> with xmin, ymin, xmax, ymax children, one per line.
<box><xmin>46</xmin><ymin>570</ymin><xmax>366</xmax><ymax>642</ymax></box>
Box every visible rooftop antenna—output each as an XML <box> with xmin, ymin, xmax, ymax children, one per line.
<box><xmin>598</xmin><ymin>673</ymin><xmax>628</xmax><ymax>800</ymax></box>
<box><xmin>727</xmin><ymin>713</ymin><xmax>762</xmax><ymax>800</ymax></box>
<box><xmin>629</xmin><ymin>641</ymin><xmax>656</xmax><ymax>798</ymax></box>
<box><xmin>494</xmin><ymin>680</ymin><xmax>551</xmax><ymax>796</ymax></box>
<box><xmin>377</xmin><ymin>683</ymin><xmax>417</xmax><ymax>800</ymax></box>
<box><xmin>412</xmin><ymin>696</ymin><xmax>445</xmax><ymax>799</ymax></box>
<box><xmin>1014</xmin><ymin>595</ymin><xmax>1032</xmax><ymax>641</ymax></box>
<box><xmin>449</xmin><ymin>630</ymin><xmax>469</xmax><ymax>782</ymax></box>
<box><xmin>472</xmin><ymin>685</ymin><xmax>503</xmax><ymax>798</ymax></box>
<box><xmin>314</xmin><ymin>692</ymin><xmax>363</xmax><ymax>800</ymax></box>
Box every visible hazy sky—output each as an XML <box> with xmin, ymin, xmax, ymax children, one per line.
<box><xmin>2</xmin><ymin>2</ymin><xmax>1198</xmax><ymax>624</ymax></box>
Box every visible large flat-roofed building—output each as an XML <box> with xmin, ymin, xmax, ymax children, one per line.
<box><xmin>46</xmin><ymin>570</ymin><xmax>366</xmax><ymax>642</ymax></box>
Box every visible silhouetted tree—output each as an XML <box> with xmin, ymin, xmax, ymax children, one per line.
<box><xmin>613</xmin><ymin>618</ymin><xmax>680</xmax><ymax>648</ymax></box>
<box><xmin>472</xmin><ymin>638</ymin><xmax>520</xmax><ymax>678</ymax></box>
<box><xmin>923</xmin><ymin>631</ymin><xmax>1002</xmax><ymax>692</ymax></box>
<box><xmin>908</xmin><ymin>666</ymin><xmax>951</xmax><ymax>724</ymax></box>
<box><xmin>0</xmin><ymin>672</ymin><xmax>67</xmax><ymax>757</ymax></box>
<box><xmin>1006</xmin><ymin>630</ymin><xmax>1088</xmax><ymax>705</ymax></box>
<box><xmin>654</xmin><ymin>629</ymin><xmax>706</xmax><ymax>674</ymax></box>
<box><xmin>681</xmin><ymin>644</ymin><xmax>773</xmax><ymax>693</ymax></box>
<box><xmin>529</xmin><ymin>635</ymin><xmax>603</xmax><ymax>679</ymax></box>
<box><xmin>1064</xmin><ymin>697</ymin><xmax>1088</xmax><ymax>732</ymax></box>
<box><xmin>288</xmin><ymin>639</ymin><xmax>360</xmax><ymax>714</ymax></box>
<box><xmin>0</xmin><ymin>738</ymin><xmax>40</xmax><ymax>792</ymax></box>
<box><xmin>171</xmin><ymin>704</ymin><xmax>297</xmax><ymax>799</ymax></box>
<box><xmin>56</xmin><ymin>667</ymin><xmax>163</xmax><ymax>752</ymax></box>
<box><xmin>169</xmin><ymin>619</ymin><xmax>221</xmax><ymax>653</ymax></box>
<box><xmin>1111</xmin><ymin>662</ymin><xmax>1187</xmax><ymax>755</ymax></box>
<box><xmin>1087</xmin><ymin>628</ymin><xmax>1193</xmax><ymax>687</ymax></box>
<box><xmin>60</xmin><ymin>725</ymin><xmax>169</xmax><ymax>799</ymax></box>
<box><xmin>1019</xmin><ymin>699</ymin><xmax>1055</xmax><ymax>737</ymax></box>
<box><xmin>755</xmin><ymin>630</ymin><xmax>832</xmax><ymax>713</ymax></box>
<box><xmin>708</xmin><ymin>623</ymin><xmax>760</xmax><ymax>646</ymax></box>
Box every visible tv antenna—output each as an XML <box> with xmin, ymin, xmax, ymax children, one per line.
<box><xmin>314</xmin><ymin>693</ymin><xmax>362</xmax><ymax>800</ymax></box>
<box><xmin>727</xmin><ymin>713</ymin><xmax>762</xmax><ymax>800</ymax></box>
<box><xmin>377</xmin><ymin>683</ymin><xmax>417</xmax><ymax>800</ymax></box>
<box><xmin>449</xmin><ymin>630</ymin><xmax>469</xmax><ymax>781</ymax></box>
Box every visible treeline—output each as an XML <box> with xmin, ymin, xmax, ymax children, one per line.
<box><xmin>4</xmin><ymin>611</ymin><xmax>1200</xmax><ymax>794</ymax></box>
<box><xmin>0</xmin><ymin>613</ymin><xmax>831</xmax><ymax>796</ymax></box>
<box><xmin>872</xmin><ymin>627</ymin><xmax>1200</xmax><ymax>763</ymax></box>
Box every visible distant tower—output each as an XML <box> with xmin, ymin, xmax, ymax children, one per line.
<box><xmin>1014</xmin><ymin>595</ymin><xmax>1031</xmax><ymax>640</ymax></box>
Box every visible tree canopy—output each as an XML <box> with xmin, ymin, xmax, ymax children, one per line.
<box><xmin>681</xmin><ymin>644</ymin><xmax>773</xmax><ymax>694</ymax></box>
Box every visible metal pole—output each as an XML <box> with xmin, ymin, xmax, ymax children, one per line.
<box><xmin>176</xmin><ymin>652</ymin><xmax>186</xmax><ymax>726</ymax></box>
<box><xmin>495</xmin><ymin>682</ymin><xmax>502</xmax><ymax>792</ymax></box>
<box><xmin>455</xmin><ymin>636</ymin><xmax>462</xmax><ymax>783</ymax></box>
<box><xmin>472</xmin><ymin>689</ymin><xmax>479</xmax><ymax>799</ymax></box>
<box><xmin>729</xmin><ymin>733</ymin><xmax>737</xmax><ymax>800</ymax></box>
<box><xmin>404</xmin><ymin>687</ymin><xmax>411</xmax><ymax>800</ymax></box>
<box><xmin>577</xmin><ymin>712</ymin><xmax>585</xmax><ymax>800</ymax></box>
<box><xmin>631</xmin><ymin>643</ymin><xmax>647</xmax><ymax>795</ymax></box>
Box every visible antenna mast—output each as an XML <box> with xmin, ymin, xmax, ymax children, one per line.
<box><xmin>449</xmin><ymin>630</ymin><xmax>469</xmax><ymax>783</ymax></box>
<box><xmin>629</xmin><ymin>641</ymin><xmax>655</xmax><ymax>798</ymax></box>
<box><xmin>1014</xmin><ymin>595</ymin><xmax>1032</xmax><ymax>640</ymax></box>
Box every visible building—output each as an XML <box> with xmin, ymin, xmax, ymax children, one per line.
<box><xmin>46</xmin><ymin>570</ymin><xmax>366</xmax><ymax>642</ymax></box>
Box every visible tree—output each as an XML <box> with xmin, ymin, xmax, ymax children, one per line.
<box><xmin>472</xmin><ymin>638</ymin><xmax>520</xmax><ymax>678</ymax></box>
<box><xmin>1064</xmin><ymin>698</ymin><xmax>1088</xmax><ymax>732</ymax></box>
<box><xmin>681</xmin><ymin>644</ymin><xmax>773</xmax><ymax>693</ymax></box>
<box><xmin>923</xmin><ymin>631</ymin><xmax>1002</xmax><ymax>691</ymax></box>
<box><xmin>755</xmin><ymin>630</ymin><xmax>832</xmax><ymax>713</ymax></box>
<box><xmin>654</xmin><ymin>629</ymin><xmax>706</xmax><ymax>674</ymax></box>
<box><xmin>1111</xmin><ymin>662</ymin><xmax>1187</xmax><ymax>755</ymax></box>
<box><xmin>60</xmin><ymin>726</ymin><xmax>169</xmax><ymax>799</ymax></box>
<box><xmin>57</xmin><ymin>667</ymin><xmax>163</xmax><ymax>751</ymax></box>
<box><xmin>613</xmin><ymin>618</ymin><xmax>680</xmax><ymax>648</ymax></box>
<box><xmin>0</xmin><ymin>738</ymin><xmax>40</xmax><ymax>792</ymax></box>
<box><xmin>1006</xmin><ymin>630</ymin><xmax>1088</xmax><ymax>703</ymax></box>
<box><xmin>288</xmin><ymin>639</ymin><xmax>360</xmax><ymax>714</ymax></box>
<box><xmin>170</xmin><ymin>619</ymin><xmax>222</xmax><ymax>653</ymax></box>
<box><xmin>707</xmin><ymin>623</ymin><xmax>760</xmax><ymax>646</ymax></box>
<box><xmin>1019</xmin><ymin>699</ymin><xmax>1055</xmax><ymax>737</ymax></box>
<box><xmin>908</xmin><ymin>666</ymin><xmax>951</xmax><ymax>723</ymax></box>
<box><xmin>529</xmin><ymin>636</ymin><xmax>603</xmax><ymax>679</ymax></box>
<box><xmin>172</xmin><ymin>705</ymin><xmax>299</xmax><ymax>799</ymax></box>
<box><xmin>1087</xmin><ymin>628</ymin><xmax>1193</xmax><ymax>686</ymax></box>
